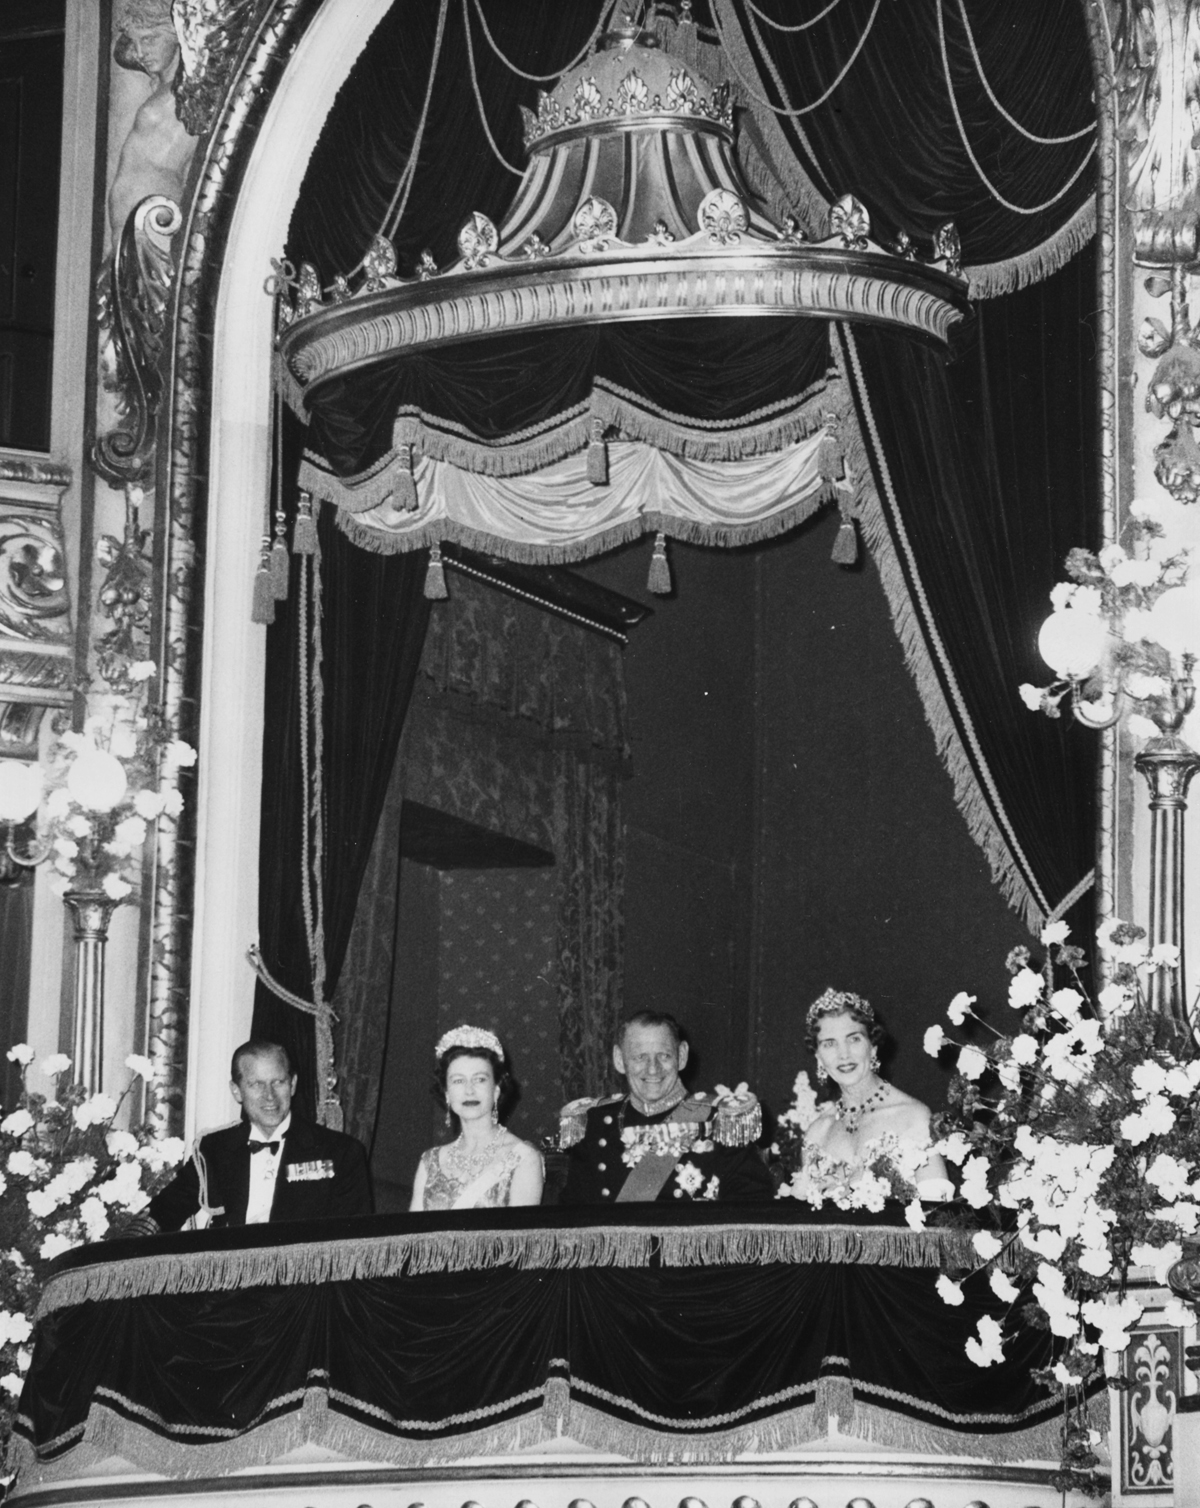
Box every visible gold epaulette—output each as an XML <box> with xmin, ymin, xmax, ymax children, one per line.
<box><xmin>557</xmin><ymin>1093</ymin><xmax>622</xmax><ymax>1150</ymax></box>
<box><xmin>709</xmin><ymin>1084</ymin><xmax>763</xmax><ymax>1148</ymax></box>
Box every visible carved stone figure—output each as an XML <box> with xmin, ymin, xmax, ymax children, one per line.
<box><xmin>108</xmin><ymin>0</ymin><xmax>198</xmax><ymax>245</ymax></box>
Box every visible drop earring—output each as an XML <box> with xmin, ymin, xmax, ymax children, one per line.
<box><xmin>869</xmin><ymin>1047</ymin><xmax>880</xmax><ymax>1072</ymax></box>
<box><xmin>816</xmin><ymin>1064</ymin><xmax>829</xmax><ymax>1084</ymax></box>
<box><xmin>491</xmin><ymin>1102</ymin><xmax>500</xmax><ymax>1126</ymax></box>
<box><xmin>444</xmin><ymin>1109</ymin><xmax>452</xmax><ymax>1131</ymax></box>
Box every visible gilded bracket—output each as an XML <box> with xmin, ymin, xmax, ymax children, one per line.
<box><xmin>0</xmin><ymin>455</ymin><xmax>74</xmax><ymax>761</ymax></box>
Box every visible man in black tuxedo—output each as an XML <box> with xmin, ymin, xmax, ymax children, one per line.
<box><xmin>144</xmin><ymin>1040</ymin><xmax>372</xmax><ymax>1231</ymax></box>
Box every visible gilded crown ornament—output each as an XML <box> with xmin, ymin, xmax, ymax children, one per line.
<box><xmin>276</xmin><ymin>21</ymin><xmax>969</xmax><ymax>396</ymax></box>
<box><xmin>435</xmin><ymin>1025</ymin><xmax>505</xmax><ymax>1061</ymax></box>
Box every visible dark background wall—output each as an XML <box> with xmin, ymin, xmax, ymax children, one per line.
<box><xmin>578</xmin><ymin>508</ymin><xmax>1025</xmax><ymax>1124</ymax></box>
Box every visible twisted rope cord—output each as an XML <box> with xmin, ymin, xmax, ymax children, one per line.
<box><xmin>745</xmin><ymin>0</ymin><xmax>846</xmax><ymax>33</ymax></box>
<box><xmin>1045</xmin><ymin>869</ymin><xmax>1095</xmax><ymax>924</ymax></box>
<box><xmin>309</xmin><ymin>538</ymin><xmax>327</xmax><ymax>1011</ymax></box>
<box><xmin>936</xmin><ymin>0</ymin><xmax>1096</xmax><ymax>214</ymax></box>
<box><xmin>953</xmin><ymin>0</ymin><xmax>1092</xmax><ymax>146</ymax></box>
<box><xmin>380</xmin><ymin>0</ymin><xmax>451</xmax><ymax>243</ymax></box>
<box><xmin>710</xmin><ymin>0</ymin><xmax>882</xmax><ymax>117</ymax></box>
<box><xmin>470</xmin><ymin>0</ymin><xmax>617</xmax><ymax>83</ymax></box>
<box><xmin>246</xmin><ymin>943</ymin><xmax>332</xmax><ymax>1019</ymax></box>
<box><xmin>463</xmin><ymin>0</ymin><xmax>524</xmax><ymax>176</ymax></box>
<box><xmin>297</xmin><ymin>550</ymin><xmax>316</xmax><ymax>988</ymax></box>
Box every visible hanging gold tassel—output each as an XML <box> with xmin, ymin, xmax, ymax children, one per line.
<box><xmin>832</xmin><ymin>509</ymin><xmax>859</xmax><ymax>566</ymax></box>
<box><xmin>251</xmin><ymin>536</ymin><xmax>276</xmax><ymax>623</ymax></box>
<box><xmin>393</xmin><ymin>443</ymin><xmax>419</xmax><ymax>511</ymax></box>
<box><xmin>818</xmin><ymin>420</ymin><xmax>845</xmax><ymax>483</ymax></box>
<box><xmin>270</xmin><ymin>509</ymin><xmax>290</xmax><ymax>599</ymax></box>
<box><xmin>293</xmin><ymin>490</ymin><xmax>318</xmax><ymax>554</ymax></box>
<box><xmin>424</xmin><ymin>542</ymin><xmax>449</xmax><ymax>599</ymax></box>
<box><xmin>586</xmin><ymin>418</ymin><xmax>609</xmax><ymax>485</ymax></box>
<box><xmin>647</xmin><ymin>531</ymin><xmax>672</xmax><ymax>594</ymax></box>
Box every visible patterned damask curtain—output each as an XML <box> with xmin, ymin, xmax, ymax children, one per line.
<box><xmin>334</xmin><ymin>570</ymin><xmax>628</xmax><ymax>1145</ymax></box>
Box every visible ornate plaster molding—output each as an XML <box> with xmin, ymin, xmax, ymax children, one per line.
<box><xmin>0</xmin><ymin>459</ymin><xmax>74</xmax><ymax>761</ymax></box>
<box><xmin>1115</xmin><ymin>0</ymin><xmax>1200</xmax><ymax>264</ymax></box>
<box><xmin>174</xmin><ymin>0</ymin><xmax>262</xmax><ymax>137</ymax></box>
<box><xmin>95</xmin><ymin>197</ymin><xmax>185</xmax><ymax>487</ymax></box>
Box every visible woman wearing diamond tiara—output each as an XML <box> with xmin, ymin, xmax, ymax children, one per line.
<box><xmin>410</xmin><ymin>1026</ymin><xmax>543</xmax><ymax>1210</ymax></box>
<box><xmin>796</xmin><ymin>989</ymin><xmax>949</xmax><ymax>1199</ymax></box>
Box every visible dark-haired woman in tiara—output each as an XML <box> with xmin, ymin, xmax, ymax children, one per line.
<box><xmin>784</xmin><ymin>989</ymin><xmax>949</xmax><ymax>1205</ymax></box>
<box><xmin>409</xmin><ymin>1025</ymin><xmax>543</xmax><ymax>1210</ymax></box>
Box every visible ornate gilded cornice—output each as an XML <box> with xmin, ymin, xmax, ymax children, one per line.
<box><xmin>283</xmin><ymin>247</ymin><xmax>968</xmax><ymax>397</ymax></box>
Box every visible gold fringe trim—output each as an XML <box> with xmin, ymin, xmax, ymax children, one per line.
<box><xmin>11</xmin><ymin>1376</ymin><xmax>1079</xmax><ymax>1484</ymax></box>
<box><xmin>965</xmin><ymin>198</ymin><xmax>1097</xmax><ymax>300</ymax></box>
<box><xmin>37</xmin><ymin>1223</ymin><xmax>987</xmax><ymax>1318</ymax></box>
<box><xmin>834</xmin><ymin>324</ymin><xmax>1047</xmax><ymax>932</ymax></box>
<box><xmin>299</xmin><ymin>380</ymin><xmax>839</xmax><ymax>517</ymax></box>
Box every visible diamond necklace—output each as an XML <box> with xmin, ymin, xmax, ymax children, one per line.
<box><xmin>445</xmin><ymin>1128</ymin><xmax>505</xmax><ymax>1179</ymax></box>
<box><xmin>833</xmin><ymin>1077</ymin><xmax>891</xmax><ymax>1135</ymax></box>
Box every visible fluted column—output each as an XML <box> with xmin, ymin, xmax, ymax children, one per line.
<box><xmin>63</xmin><ymin>890</ymin><xmax>121</xmax><ymax>1093</ymax></box>
<box><xmin>1135</xmin><ymin>736</ymin><xmax>1200</xmax><ymax>1020</ymax></box>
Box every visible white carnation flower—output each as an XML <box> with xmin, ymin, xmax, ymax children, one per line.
<box><xmin>989</xmin><ymin>1268</ymin><xmax>1021</xmax><ymax>1304</ymax></box>
<box><xmin>1040</xmin><ymin>920</ymin><xmax>1070</xmax><ymax>947</ymax></box>
<box><xmin>38</xmin><ymin>1230</ymin><xmax>78</xmax><ymax>1261</ymax></box>
<box><xmin>965</xmin><ymin>1314</ymin><xmax>1005</xmax><ymax>1367</ymax></box>
<box><xmin>4</xmin><ymin>1044</ymin><xmax>33</xmax><ymax>1066</ymax></box>
<box><xmin>972</xmin><ymin>1231</ymin><xmax>1003</xmax><ymax>1261</ymax></box>
<box><xmin>936</xmin><ymin>1275</ymin><xmax>964</xmax><ymax>1307</ymax></box>
<box><xmin>1008</xmin><ymin>967</ymin><xmax>1043</xmax><ymax>1009</ymax></box>
<box><xmin>40</xmin><ymin>1053</ymin><xmax>71</xmax><ymax>1078</ymax></box>
<box><xmin>946</xmin><ymin>992</ymin><xmax>976</xmax><ymax>1025</ymax></box>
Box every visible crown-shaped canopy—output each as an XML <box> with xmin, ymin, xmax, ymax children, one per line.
<box><xmin>277</xmin><ymin>21</ymin><xmax>968</xmax><ymax>406</ymax></box>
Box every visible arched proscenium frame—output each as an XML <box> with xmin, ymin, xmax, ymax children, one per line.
<box><xmin>151</xmin><ymin>0</ymin><xmax>1119</xmax><ymax>1140</ymax></box>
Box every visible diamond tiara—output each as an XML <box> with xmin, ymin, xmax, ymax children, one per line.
<box><xmin>434</xmin><ymin>1025</ymin><xmax>505</xmax><ymax>1062</ymax></box>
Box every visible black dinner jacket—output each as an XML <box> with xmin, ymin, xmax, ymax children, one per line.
<box><xmin>148</xmin><ymin>1115</ymin><xmax>372</xmax><ymax>1231</ymax></box>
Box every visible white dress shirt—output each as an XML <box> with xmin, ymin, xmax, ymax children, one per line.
<box><xmin>245</xmin><ymin>1113</ymin><xmax>291</xmax><ymax>1224</ymax></box>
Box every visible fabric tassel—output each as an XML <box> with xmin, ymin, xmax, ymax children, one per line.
<box><xmin>647</xmin><ymin>532</ymin><xmax>672</xmax><ymax>594</ymax></box>
<box><xmin>393</xmin><ymin>444</ymin><xmax>419</xmax><ymax>512</ymax></box>
<box><xmin>586</xmin><ymin>421</ymin><xmax>609</xmax><ymax>485</ymax></box>
<box><xmin>832</xmin><ymin>511</ymin><xmax>859</xmax><ymax>566</ymax></box>
<box><xmin>818</xmin><ymin>424</ymin><xmax>845</xmax><ymax>483</ymax></box>
<box><xmin>424</xmin><ymin>543</ymin><xmax>449</xmax><ymax>600</ymax></box>
<box><xmin>293</xmin><ymin>490</ymin><xmax>318</xmax><ymax>554</ymax></box>
<box><xmin>251</xmin><ymin>537</ymin><xmax>276</xmax><ymax>624</ymax></box>
<box><xmin>269</xmin><ymin>511</ymin><xmax>290</xmax><ymax>599</ymax></box>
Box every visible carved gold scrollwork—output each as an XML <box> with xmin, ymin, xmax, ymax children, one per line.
<box><xmin>1115</xmin><ymin>0</ymin><xmax>1200</xmax><ymax>263</ymax></box>
<box><xmin>172</xmin><ymin>0</ymin><xmax>260</xmax><ymax>137</ymax></box>
<box><xmin>95</xmin><ymin>489</ymin><xmax>153</xmax><ymax>692</ymax></box>
<box><xmin>94</xmin><ymin>195</ymin><xmax>184</xmax><ymax>486</ymax></box>
<box><xmin>0</xmin><ymin>518</ymin><xmax>70</xmax><ymax>643</ymax></box>
<box><xmin>1141</xmin><ymin>264</ymin><xmax>1200</xmax><ymax>503</ymax></box>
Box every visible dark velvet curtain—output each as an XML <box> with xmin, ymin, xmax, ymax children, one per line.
<box><xmin>837</xmin><ymin>236</ymin><xmax>1099</xmax><ymax>932</ymax></box>
<box><xmin>723</xmin><ymin>0</ymin><xmax>1095</xmax><ymax>263</ymax></box>
<box><xmin>254</xmin><ymin>412</ymin><xmax>431</xmax><ymax>1119</ymax></box>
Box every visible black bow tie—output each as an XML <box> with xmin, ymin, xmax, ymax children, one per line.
<box><xmin>249</xmin><ymin>1140</ymin><xmax>280</xmax><ymax>1155</ymax></box>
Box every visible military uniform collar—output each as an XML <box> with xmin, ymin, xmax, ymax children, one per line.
<box><xmin>626</xmin><ymin>1084</ymin><xmax>688</xmax><ymax>1117</ymax></box>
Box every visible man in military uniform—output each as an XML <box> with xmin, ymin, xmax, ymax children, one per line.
<box><xmin>559</xmin><ymin>1011</ymin><xmax>772</xmax><ymax>1204</ymax></box>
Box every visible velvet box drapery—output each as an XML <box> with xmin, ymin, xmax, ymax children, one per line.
<box><xmin>263</xmin><ymin>0</ymin><xmax>1101</xmax><ymax>1110</ymax></box>
<box><xmin>17</xmin><ymin>1208</ymin><xmax>1079</xmax><ymax>1479</ymax></box>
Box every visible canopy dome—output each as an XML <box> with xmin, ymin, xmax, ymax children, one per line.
<box><xmin>277</xmin><ymin>21</ymin><xmax>969</xmax><ymax>401</ymax></box>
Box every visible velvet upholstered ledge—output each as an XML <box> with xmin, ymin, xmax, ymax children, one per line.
<box><xmin>15</xmin><ymin>1206</ymin><xmax>1083</xmax><ymax>1481</ymax></box>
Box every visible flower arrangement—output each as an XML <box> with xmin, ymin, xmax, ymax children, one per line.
<box><xmin>0</xmin><ymin>1046</ymin><xmax>185</xmax><ymax>1450</ymax></box>
<box><xmin>1020</xmin><ymin>500</ymin><xmax>1196</xmax><ymax>734</ymax></box>
<box><xmin>0</xmin><ymin>663</ymin><xmax>196</xmax><ymax>902</ymax></box>
<box><xmin>926</xmin><ymin>919</ymin><xmax>1197</xmax><ymax>1492</ymax></box>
